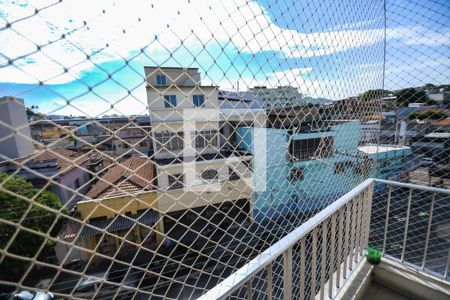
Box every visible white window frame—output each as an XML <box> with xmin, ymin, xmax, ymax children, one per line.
<box><xmin>156</xmin><ymin>74</ymin><xmax>166</xmax><ymax>85</ymax></box>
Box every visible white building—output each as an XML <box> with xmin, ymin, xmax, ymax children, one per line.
<box><xmin>249</xmin><ymin>86</ymin><xmax>303</xmax><ymax>108</ymax></box>
<box><xmin>0</xmin><ymin>96</ymin><xmax>34</xmax><ymax>160</ymax></box>
<box><xmin>144</xmin><ymin>67</ymin><xmax>255</xmax><ymax>194</ymax></box>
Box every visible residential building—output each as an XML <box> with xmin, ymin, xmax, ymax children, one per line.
<box><xmin>236</xmin><ymin>121</ymin><xmax>412</xmax><ymax>221</ymax></box>
<box><xmin>0</xmin><ymin>96</ymin><xmax>34</xmax><ymax>159</ymax></box>
<box><xmin>109</xmin><ymin>125</ymin><xmax>152</xmax><ymax>156</ymax></box>
<box><xmin>357</xmin><ymin>144</ymin><xmax>412</xmax><ymax>182</ymax></box>
<box><xmin>427</xmin><ymin>87</ymin><xmax>450</xmax><ymax>108</ymax></box>
<box><xmin>218</xmin><ymin>90</ymin><xmax>266</xmax><ymax>149</ymax></box>
<box><xmin>411</xmin><ymin>132</ymin><xmax>450</xmax><ymax>164</ymax></box>
<box><xmin>249</xmin><ymin>86</ymin><xmax>303</xmax><ymax>108</ymax></box>
<box><xmin>0</xmin><ymin>148</ymin><xmax>91</xmax><ymax>208</ymax></box>
<box><xmin>56</xmin><ymin>156</ymin><xmax>158</xmax><ymax>263</ymax></box>
<box><xmin>360</xmin><ymin>119</ymin><xmax>380</xmax><ymax>144</ymax></box>
<box><xmin>145</xmin><ymin>67</ymin><xmax>256</xmax><ymax>245</ymax></box>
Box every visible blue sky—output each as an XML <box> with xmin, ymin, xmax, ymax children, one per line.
<box><xmin>0</xmin><ymin>0</ymin><xmax>448</xmax><ymax>116</ymax></box>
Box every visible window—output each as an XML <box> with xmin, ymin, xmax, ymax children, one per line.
<box><xmin>168</xmin><ymin>173</ymin><xmax>184</xmax><ymax>190</ymax></box>
<box><xmin>156</xmin><ymin>74</ymin><xmax>166</xmax><ymax>85</ymax></box>
<box><xmin>290</xmin><ymin>168</ymin><xmax>304</xmax><ymax>181</ymax></box>
<box><xmin>196</xmin><ymin>130</ymin><xmax>218</xmax><ymax>148</ymax></box>
<box><xmin>195</xmin><ymin>133</ymin><xmax>206</xmax><ymax>148</ymax></box>
<box><xmin>155</xmin><ymin>132</ymin><xmax>170</xmax><ymax>149</ymax></box>
<box><xmin>204</xmin><ymin>130</ymin><xmax>218</xmax><ymax>146</ymax></box>
<box><xmin>169</xmin><ymin>132</ymin><xmax>184</xmax><ymax>150</ymax></box>
<box><xmin>123</xmin><ymin>143</ymin><xmax>130</xmax><ymax>149</ymax></box>
<box><xmin>193</xmin><ymin>94</ymin><xmax>205</xmax><ymax>107</ymax></box>
<box><xmin>334</xmin><ymin>161</ymin><xmax>353</xmax><ymax>174</ymax></box>
<box><xmin>290</xmin><ymin>137</ymin><xmax>334</xmax><ymax>161</ymax></box>
<box><xmin>201</xmin><ymin>169</ymin><xmax>218</xmax><ymax>181</ymax></box>
<box><xmin>164</xmin><ymin>95</ymin><xmax>177</xmax><ymax>108</ymax></box>
<box><xmin>140</xmin><ymin>141</ymin><xmax>148</xmax><ymax>147</ymax></box>
<box><xmin>229</xmin><ymin>167</ymin><xmax>240</xmax><ymax>181</ymax></box>
<box><xmin>155</xmin><ymin>132</ymin><xmax>184</xmax><ymax>150</ymax></box>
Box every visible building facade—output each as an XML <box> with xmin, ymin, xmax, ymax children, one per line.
<box><xmin>0</xmin><ymin>96</ymin><xmax>34</xmax><ymax>160</ymax></box>
<box><xmin>237</xmin><ymin>121</ymin><xmax>412</xmax><ymax>221</ymax></box>
<box><xmin>145</xmin><ymin>67</ymin><xmax>258</xmax><ymax>246</ymax></box>
<box><xmin>249</xmin><ymin>86</ymin><xmax>303</xmax><ymax>108</ymax></box>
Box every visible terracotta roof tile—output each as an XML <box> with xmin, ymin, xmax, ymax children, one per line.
<box><xmin>433</xmin><ymin>118</ymin><xmax>450</xmax><ymax>126</ymax></box>
<box><xmin>18</xmin><ymin>148</ymin><xmax>88</xmax><ymax>175</ymax></box>
<box><xmin>86</xmin><ymin>156</ymin><xmax>154</xmax><ymax>199</ymax></box>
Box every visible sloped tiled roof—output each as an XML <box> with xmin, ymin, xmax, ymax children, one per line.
<box><xmin>86</xmin><ymin>156</ymin><xmax>154</xmax><ymax>199</ymax></box>
<box><xmin>433</xmin><ymin>118</ymin><xmax>450</xmax><ymax>127</ymax></box>
<box><xmin>18</xmin><ymin>148</ymin><xmax>89</xmax><ymax>175</ymax></box>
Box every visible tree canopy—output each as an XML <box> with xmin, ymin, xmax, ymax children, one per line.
<box><xmin>360</xmin><ymin>89</ymin><xmax>392</xmax><ymax>101</ymax></box>
<box><xmin>407</xmin><ymin>110</ymin><xmax>447</xmax><ymax>121</ymax></box>
<box><xmin>0</xmin><ymin>173</ymin><xmax>62</xmax><ymax>272</ymax></box>
<box><xmin>394</xmin><ymin>88</ymin><xmax>435</xmax><ymax>107</ymax></box>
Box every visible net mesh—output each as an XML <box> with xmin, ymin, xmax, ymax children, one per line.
<box><xmin>0</xmin><ymin>0</ymin><xmax>448</xmax><ymax>299</ymax></box>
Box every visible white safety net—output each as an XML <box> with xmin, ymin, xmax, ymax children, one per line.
<box><xmin>0</xmin><ymin>0</ymin><xmax>448</xmax><ymax>299</ymax></box>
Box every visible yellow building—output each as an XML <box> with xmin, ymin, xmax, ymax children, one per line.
<box><xmin>56</xmin><ymin>156</ymin><xmax>159</xmax><ymax>263</ymax></box>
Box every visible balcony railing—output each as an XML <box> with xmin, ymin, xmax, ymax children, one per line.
<box><xmin>200</xmin><ymin>178</ymin><xmax>450</xmax><ymax>299</ymax></box>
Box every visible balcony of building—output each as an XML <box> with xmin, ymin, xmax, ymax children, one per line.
<box><xmin>200</xmin><ymin>179</ymin><xmax>450</xmax><ymax>300</ymax></box>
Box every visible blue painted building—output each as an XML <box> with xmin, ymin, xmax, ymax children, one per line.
<box><xmin>236</xmin><ymin>121</ymin><xmax>412</xmax><ymax>221</ymax></box>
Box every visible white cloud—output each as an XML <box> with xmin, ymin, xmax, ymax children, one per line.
<box><xmin>386</xmin><ymin>26</ymin><xmax>450</xmax><ymax>46</ymax></box>
<box><xmin>0</xmin><ymin>0</ymin><xmax>385</xmax><ymax>84</ymax></box>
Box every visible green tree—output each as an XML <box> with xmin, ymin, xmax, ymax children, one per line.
<box><xmin>394</xmin><ymin>88</ymin><xmax>435</xmax><ymax>107</ymax></box>
<box><xmin>26</xmin><ymin>106</ymin><xmax>45</xmax><ymax>120</ymax></box>
<box><xmin>360</xmin><ymin>89</ymin><xmax>392</xmax><ymax>101</ymax></box>
<box><xmin>0</xmin><ymin>173</ymin><xmax>62</xmax><ymax>272</ymax></box>
<box><xmin>407</xmin><ymin>110</ymin><xmax>447</xmax><ymax>121</ymax></box>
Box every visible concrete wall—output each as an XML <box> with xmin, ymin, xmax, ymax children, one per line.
<box><xmin>155</xmin><ymin>155</ymin><xmax>252</xmax><ymax>190</ymax></box>
<box><xmin>112</xmin><ymin>137</ymin><xmax>151</xmax><ymax>156</ymax></box>
<box><xmin>58</xmin><ymin>164</ymin><xmax>91</xmax><ymax>208</ymax></box>
<box><xmin>236</xmin><ymin>121</ymin><xmax>368</xmax><ymax>219</ymax></box>
<box><xmin>151</xmin><ymin>121</ymin><xmax>220</xmax><ymax>159</ymax></box>
<box><xmin>144</xmin><ymin>67</ymin><xmax>201</xmax><ymax>87</ymax></box>
<box><xmin>77</xmin><ymin>191</ymin><xmax>158</xmax><ymax>220</ymax></box>
<box><xmin>156</xmin><ymin>179</ymin><xmax>253</xmax><ymax>213</ymax></box>
<box><xmin>237</xmin><ymin>121</ymin><xmax>413</xmax><ymax>220</ymax></box>
<box><xmin>147</xmin><ymin>86</ymin><xmax>219</xmax><ymax>116</ymax></box>
<box><xmin>0</xmin><ymin>96</ymin><xmax>34</xmax><ymax>159</ymax></box>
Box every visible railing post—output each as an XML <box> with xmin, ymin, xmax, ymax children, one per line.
<box><xmin>354</xmin><ymin>194</ymin><xmax>362</xmax><ymax>262</ymax></box>
<box><xmin>421</xmin><ymin>192</ymin><xmax>435</xmax><ymax>270</ymax></box>
<box><xmin>343</xmin><ymin>204</ymin><xmax>351</xmax><ymax>279</ymax></box>
<box><xmin>401</xmin><ymin>189</ymin><xmax>413</xmax><ymax>262</ymax></box>
<box><xmin>300</xmin><ymin>237</ymin><xmax>306</xmax><ymax>300</ymax></box>
<box><xmin>421</xmin><ymin>193</ymin><xmax>436</xmax><ymax>270</ymax></box>
<box><xmin>247</xmin><ymin>279</ymin><xmax>252</xmax><ymax>300</ymax></box>
<box><xmin>320</xmin><ymin>221</ymin><xmax>327</xmax><ymax>300</ymax></box>
<box><xmin>336</xmin><ymin>208</ymin><xmax>344</xmax><ymax>288</ymax></box>
<box><xmin>267</xmin><ymin>262</ymin><xmax>273</xmax><ymax>300</ymax></box>
<box><xmin>364</xmin><ymin>183</ymin><xmax>373</xmax><ymax>249</ymax></box>
<box><xmin>283</xmin><ymin>247</ymin><xmax>293</xmax><ymax>300</ymax></box>
<box><xmin>311</xmin><ymin>228</ymin><xmax>318</xmax><ymax>300</ymax></box>
<box><xmin>444</xmin><ymin>249</ymin><xmax>450</xmax><ymax>280</ymax></box>
<box><xmin>349</xmin><ymin>198</ymin><xmax>356</xmax><ymax>270</ymax></box>
<box><xmin>382</xmin><ymin>185</ymin><xmax>392</xmax><ymax>254</ymax></box>
<box><xmin>329</xmin><ymin>214</ymin><xmax>336</xmax><ymax>299</ymax></box>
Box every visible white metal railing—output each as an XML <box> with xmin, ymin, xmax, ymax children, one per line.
<box><xmin>371</xmin><ymin>179</ymin><xmax>450</xmax><ymax>280</ymax></box>
<box><xmin>199</xmin><ymin>179</ymin><xmax>374</xmax><ymax>300</ymax></box>
<box><xmin>199</xmin><ymin>178</ymin><xmax>450</xmax><ymax>299</ymax></box>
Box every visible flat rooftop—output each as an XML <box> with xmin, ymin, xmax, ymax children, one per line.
<box><xmin>358</xmin><ymin>144</ymin><xmax>411</xmax><ymax>154</ymax></box>
<box><xmin>425</xmin><ymin>132</ymin><xmax>450</xmax><ymax>139</ymax></box>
